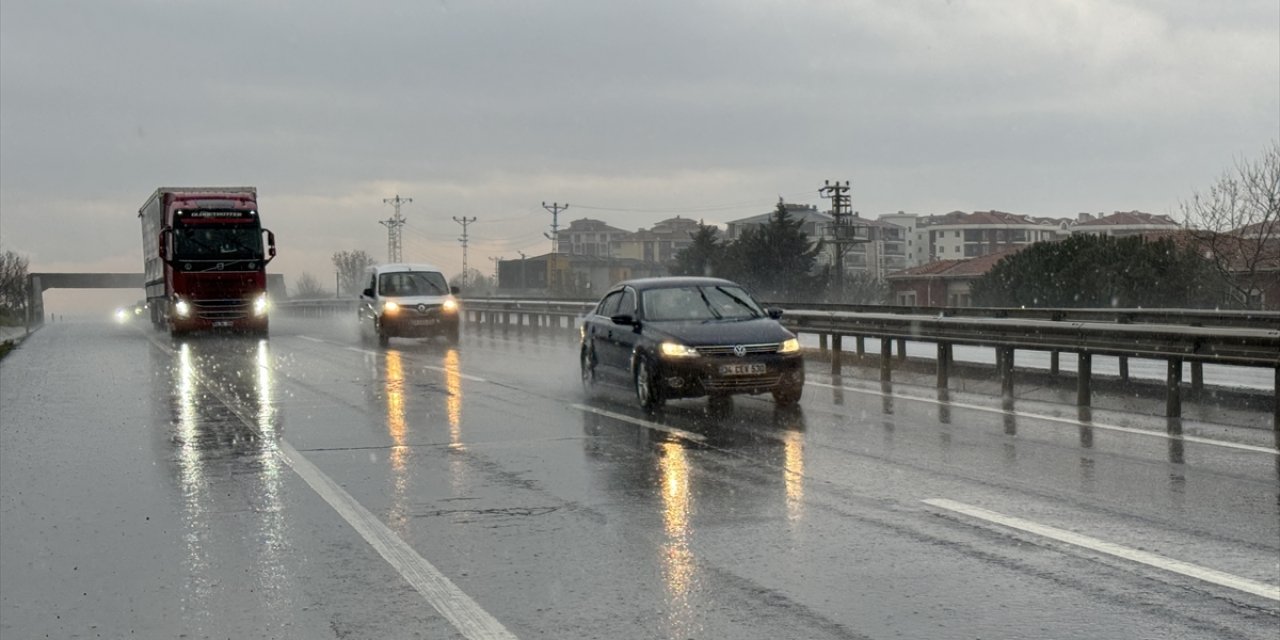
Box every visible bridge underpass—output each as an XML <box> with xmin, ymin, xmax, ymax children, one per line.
<box><xmin>24</xmin><ymin>273</ymin><xmax>286</xmax><ymax>326</ymax></box>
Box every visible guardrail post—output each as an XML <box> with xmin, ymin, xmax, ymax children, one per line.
<box><xmin>880</xmin><ymin>338</ymin><xmax>892</xmax><ymax>382</ymax></box>
<box><xmin>1190</xmin><ymin>361</ymin><xmax>1203</xmax><ymax>394</ymax></box>
<box><xmin>1077</xmin><ymin>353</ymin><xmax>1092</xmax><ymax>407</ymax></box>
<box><xmin>1050</xmin><ymin>351</ymin><xmax>1060</xmax><ymax>377</ymax></box>
<box><xmin>831</xmin><ymin>335</ymin><xmax>843</xmax><ymax>374</ymax></box>
<box><xmin>1119</xmin><ymin>356</ymin><xmax>1130</xmax><ymax>382</ymax></box>
<box><xmin>818</xmin><ymin>333</ymin><xmax>828</xmax><ymax>353</ymax></box>
<box><xmin>936</xmin><ymin>343</ymin><xmax>950</xmax><ymax>389</ymax></box>
<box><xmin>856</xmin><ymin>336</ymin><xmax>865</xmax><ymax>356</ymax></box>
<box><xmin>897</xmin><ymin>338</ymin><xmax>907</xmax><ymax>362</ymax></box>
<box><xmin>1274</xmin><ymin>367</ymin><xmax>1278</xmax><ymax>432</ymax></box>
<box><xmin>999</xmin><ymin>346</ymin><xmax>1015</xmax><ymax>398</ymax></box>
<box><xmin>1166</xmin><ymin>358</ymin><xmax>1183</xmax><ymax>418</ymax></box>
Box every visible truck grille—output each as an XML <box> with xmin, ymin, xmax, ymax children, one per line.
<box><xmin>194</xmin><ymin>298</ymin><xmax>251</xmax><ymax>321</ymax></box>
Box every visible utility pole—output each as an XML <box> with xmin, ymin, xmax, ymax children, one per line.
<box><xmin>380</xmin><ymin>195</ymin><xmax>412</xmax><ymax>262</ymax></box>
<box><xmin>517</xmin><ymin>250</ymin><xmax>529</xmax><ymax>291</ymax></box>
<box><xmin>542</xmin><ymin>201</ymin><xmax>568</xmax><ymax>253</ymax></box>
<box><xmin>453</xmin><ymin>216</ymin><xmax>477</xmax><ymax>287</ymax></box>
<box><xmin>489</xmin><ymin>256</ymin><xmax>503</xmax><ymax>288</ymax></box>
<box><xmin>819</xmin><ymin>180</ymin><xmax>861</xmax><ymax>301</ymax></box>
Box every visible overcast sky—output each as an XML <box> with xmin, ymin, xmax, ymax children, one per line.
<box><xmin>2</xmin><ymin>0</ymin><xmax>1277</xmax><ymax>313</ymax></box>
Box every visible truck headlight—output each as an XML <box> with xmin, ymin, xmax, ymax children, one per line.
<box><xmin>253</xmin><ymin>294</ymin><xmax>269</xmax><ymax>317</ymax></box>
<box><xmin>660</xmin><ymin>342</ymin><xmax>699</xmax><ymax>358</ymax></box>
<box><xmin>174</xmin><ymin>299</ymin><xmax>191</xmax><ymax>318</ymax></box>
<box><xmin>779</xmin><ymin>338</ymin><xmax>800</xmax><ymax>354</ymax></box>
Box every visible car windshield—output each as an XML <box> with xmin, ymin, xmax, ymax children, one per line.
<box><xmin>642</xmin><ymin>285</ymin><xmax>763</xmax><ymax>321</ymax></box>
<box><xmin>378</xmin><ymin>271</ymin><xmax>449</xmax><ymax>296</ymax></box>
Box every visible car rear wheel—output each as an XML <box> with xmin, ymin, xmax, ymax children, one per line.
<box><xmin>634</xmin><ymin>357</ymin><xmax>664</xmax><ymax>411</ymax></box>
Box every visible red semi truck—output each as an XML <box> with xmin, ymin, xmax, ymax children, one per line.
<box><xmin>139</xmin><ymin>187</ymin><xmax>276</xmax><ymax>337</ymax></box>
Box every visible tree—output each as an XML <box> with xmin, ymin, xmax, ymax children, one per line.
<box><xmin>292</xmin><ymin>272</ymin><xmax>328</xmax><ymax>299</ymax></box>
<box><xmin>1180</xmin><ymin>141</ymin><xmax>1280</xmax><ymax>308</ymax></box>
<box><xmin>332</xmin><ymin>250</ymin><xmax>377</xmax><ymax>297</ymax></box>
<box><xmin>0</xmin><ymin>248</ymin><xmax>30</xmax><ymax>325</ymax></box>
<box><xmin>719</xmin><ymin>202</ymin><xmax>827</xmax><ymax>302</ymax></box>
<box><xmin>842</xmin><ymin>271</ymin><xmax>890</xmax><ymax>305</ymax></box>
<box><xmin>670</xmin><ymin>221</ymin><xmax>724</xmax><ymax>277</ymax></box>
<box><xmin>970</xmin><ymin>235</ymin><xmax>1224</xmax><ymax>308</ymax></box>
<box><xmin>452</xmin><ymin>268</ymin><xmax>494</xmax><ymax>295</ymax></box>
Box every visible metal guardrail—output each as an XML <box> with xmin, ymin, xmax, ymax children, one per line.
<box><xmin>276</xmin><ymin>297</ymin><xmax>1278</xmax><ymax>425</ymax></box>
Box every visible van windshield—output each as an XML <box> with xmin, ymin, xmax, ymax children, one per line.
<box><xmin>378</xmin><ymin>271</ymin><xmax>449</xmax><ymax>296</ymax></box>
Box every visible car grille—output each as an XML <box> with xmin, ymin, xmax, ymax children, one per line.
<box><xmin>695</xmin><ymin>343</ymin><xmax>779</xmax><ymax>356</ymax></box>
<box><xmin>703</xmin><ymin>374</ymin><xmax>782</xmax><ymax>391</ymax></box>
<box><xmin>194</xmin><ymin>298</ymin><xmax>250</xmax><ymax>321</ymax></box>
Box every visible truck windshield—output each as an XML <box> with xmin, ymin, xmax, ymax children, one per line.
<box><xmin>378</xmin><ymin>271</ymin><xmax>450</xmax><ymax>296</ymax></box>
<box><xmin>174</xmin><ymin>224</ymin><xmax>263</xmax><ymax>261</ymax></box>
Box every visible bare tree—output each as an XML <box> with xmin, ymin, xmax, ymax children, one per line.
<box><xmin>332</xmin><ymin>250</ymin><xmax>377</xmax><ymax>297</ymax></box>
<box><xmin>452</xmin><ymin>268</ymin><xmax>493</xmax><ymax>296</ymax></box>
<box><xmin>1180</xmin><ymin>141</ymin><xmax>1280</xmax><ymax>308</ymax></box>
<box><xmin>0</xmin><ymin>248</ymin><xmax>30</xmax><ymax>324</ymax></box>
<box><xmin>292</xmin><ymin>272</ymin><xmax>328</xmax><ymax>299</ymax></box>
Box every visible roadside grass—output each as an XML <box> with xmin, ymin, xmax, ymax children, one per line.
<box><xmin>0</xmin><ymin>339</ymin><xmax>13</xmax><ymax>361</ymax></box>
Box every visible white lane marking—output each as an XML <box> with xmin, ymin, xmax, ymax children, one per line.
<box><xmin>150</xmin><ymin>337</ymin><xmax>519</xmax><ymax>639</ymax></box>
<box><xmin>808</xmin><ymin>381</ymin><xmax>1277</xmax><ymax>455</ymax></box>
<box><xmin>923</xmin><ymin>498</ymin><xmax>1280</xmax><ymax>602</ymax></box>
<box><xmin>297</xmin><ymin>335</ymin><xmax>327</xmax><ymax>343</ymax></box>
<box><xmin>278</xmin><ymin>440</ymin><xmax>519</xmax><ymax>639</ymax></box>
<box><xmin>571</xmin><ymin>403</ymin><xmax>707</xmax><ymax>444</ymax></box>
<box><xmin>422</xmin><ymin>365</ymin><xmax>487</xmax><ymax>382</ymax></box>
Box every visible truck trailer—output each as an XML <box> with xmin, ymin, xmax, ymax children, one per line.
<box><xmin>139</xmin><ymin>187</ymin><xmax>276</xmax><ymax>337</ymax></box>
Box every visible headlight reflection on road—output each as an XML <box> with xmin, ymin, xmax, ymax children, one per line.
<box><xmin>174</xmin><ymin>343</ymin><xmax>213</xmax><ymax>614</ymax></box>
<box><xmin>443</xmin><ymin>348</ymin><xmax>469</xmax><ymax>493</ymax></box>
<box><xmin>782</xmin><ymin>429</ymin><xmax>805</xmax><ymax>522</ymax></box>
<box><xmin>657</xmin><ymin>441</ymin><xmax>698</xmax><ymax>636</ymax></box>
<box><xmin>384</xmin><ymin>351</ymin><xmax>410</xmax><ymax>532</ymax></box>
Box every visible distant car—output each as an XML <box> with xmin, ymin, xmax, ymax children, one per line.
<box><xmin>579</xmin><ymin>277</ymin><xmax>804</xmax><ymax>410</ymax></box>
<box><xmin>358</xmin><ymin>263</ymin><xmax>461</xmax><ymax>346</ymax></box>
<box><xmin>114</xmin><ymin>301</ymin><xmax>147</xmax><ymax>323</ymax></box>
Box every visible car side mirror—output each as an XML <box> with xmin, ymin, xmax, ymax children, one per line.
<box><xmin>450</xmin><ymin>286</ymin><xmax>460</xmax><ymax>295</ymax></box>
<box><xmin>610</xmin><ymin>313</ymin><xmax>637</xmax><ymax>326</ymax></box>
<box><xmin>362</xmin><ymin>288</ymin><xmax>374</xmax><ymax>298</ymax></box>
<box><xmin>767</xmin><ymin>307</ymin><xmax>783</xmax><ymax>319</ymax></box>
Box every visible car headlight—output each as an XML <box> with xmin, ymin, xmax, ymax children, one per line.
<box><xmin>253</xmin><ymin>294</ymin><xmax>269</xmax><ymax>317</ymax></box>
<box><xmin>383</xmin><ymin>301</ymin><xmax>400</xmax><ymax>313</ymax></box>
<box><xmin>779</xmin><ymin>338</ymin><xmax>801</xmax><ymax>354</ymax></box>
<box><xmin>115</xmin><ymin>309</ymin><xmax>129</xmax><ymax>323</ymax></box>
<box><xmin>174</xmin><ymin>299</ymin><xmax>191</xmax><ymax>318</ymax></box>
<box><xmin>660</xmin><ymin>342</ymin><xmax>699</xmax><ymax>358</ymax></box>
<box><xmin>442</xmin><ymin>299</ymin><xmax>458</xmax><ymax>313</ymax></box>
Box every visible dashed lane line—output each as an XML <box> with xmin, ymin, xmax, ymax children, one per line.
<box><xmin>923</xmin><ymin>498</ymin><xmax>1280</xmax><ymax>602</ymax></box>
<box><xmin>571</xmin><ymin>403</ymin><xmax>708</xmax><ymax>444</ymax></box>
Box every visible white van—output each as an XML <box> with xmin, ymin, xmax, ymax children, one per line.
<box><xmin>358</xmin><ymin>263</ymin><xmax>461</xmax><ymax>346</ymax></box>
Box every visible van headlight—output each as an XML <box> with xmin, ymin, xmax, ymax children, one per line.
<box><xmin>383</xmin><ymin>301</ymin><xmax>400</xmax><ymax>314</ymax></box>
<box><xmin>442</xmin><ymin>299</ymin><xmax>458</xmax><ymax>313</ymax></box>
<box><xmin>779</xmin><ymin>338</ymin><xmax>800</xmax><ymax>354</ymax></box>
<box><xmin>660</xmin><ymin>342</ymin><xmax>699</xmax><ymax>358</ymax></box>
<box><xmin>174</xmin><ymin>299</ymin><xmax>191</xmax><ymax>318</ymax></box>
<box><xmin>253</xmin><ymin>294</ymin><xmax>269</xmax><ymax>317</ymax></box>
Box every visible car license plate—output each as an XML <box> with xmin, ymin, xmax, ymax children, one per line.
<box><xmin>411</xmin><ymin>318</ymin><xmax>437</xmax><ymax>326</ymax></box>
<box><xmin>719</xmin><ymin>363</ymin><xmax>766</xmax><ymax>376</ymax></box>
<box><xmin>212</xmin><ymin>321</ymin><xmax>232</xmax><ymax>328</ymax></box>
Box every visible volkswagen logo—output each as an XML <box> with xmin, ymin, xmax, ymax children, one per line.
<box><xmin>733</xmin><ymin>344</ymin><xmax>747</xmax><ymax>357</ymax></box>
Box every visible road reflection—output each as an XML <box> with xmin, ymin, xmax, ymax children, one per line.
<box><xmin>657</xmin><ymin>441</ymin><xmax>697</xmax><ymax>636</ymax></box>
<box><xmin>153</xmin><ymin>337</ymin><xmax>291</xmax><ymax>631</ymax></box>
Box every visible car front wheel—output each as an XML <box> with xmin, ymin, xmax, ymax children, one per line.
<box><xmin>580</xmin><ymin>348</ymin><xmax>598</xmax><ymax>393</ymax></box>
<box><xmin>634</xmin><ymin>356</ymin><xmax>664</xmax><ymax>411</ymax></box>
<box><xmin>772</xmin><ymin>384</ymin><xmax>803</xmax><ymax>406</ymax></box>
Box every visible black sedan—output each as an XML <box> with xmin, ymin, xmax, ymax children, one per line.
<box><xmin>579</xmin><ymin>277</ymin><xmax>804</xmax><ymax>410</ymax></box>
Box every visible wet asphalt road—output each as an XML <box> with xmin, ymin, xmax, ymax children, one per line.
<box><xmin>1</xmin><ymin>318</ymin><xmax>1277</xmax><ymax>639</ymax></box>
